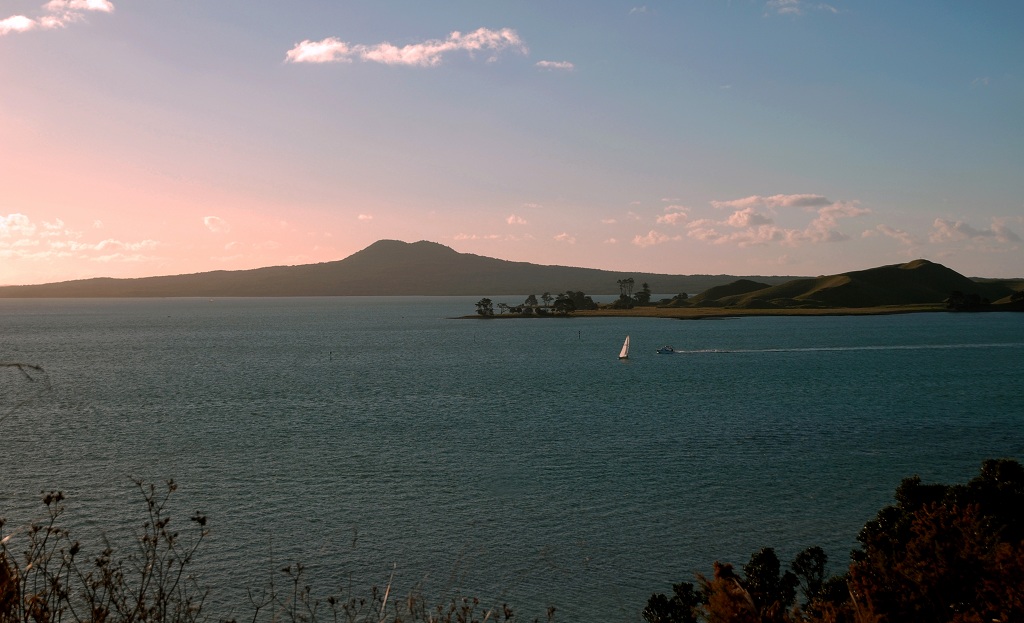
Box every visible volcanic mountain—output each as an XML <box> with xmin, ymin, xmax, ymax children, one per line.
<box><xmin>0</xmin><ymin>240</ymin><xmax>794</xmax><ymax>298</ymax></box>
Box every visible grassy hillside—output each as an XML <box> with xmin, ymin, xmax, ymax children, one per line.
<box><xmin>686</xmin><ymin>259</ymin><xmax>1018</xmax><ymax>309</ymax></box>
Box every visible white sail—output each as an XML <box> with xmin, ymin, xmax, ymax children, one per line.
<box><xmin>619</xmin><ymin>335</ymin><xmax>630</xmax><ymax>359</ymax></box>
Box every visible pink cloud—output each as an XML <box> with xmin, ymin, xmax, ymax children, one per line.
<box><xmin>656</xmin><ymin>205</ymin><xmax>690</xmax><ymax>226</ymax></box>
<box><xmin>454</xmin><ymin>233</ymin><xmax>501</xmax><ymax>241</ymax></box>
<box><xmin>868</xmin><ymin>224</ymin><xmax>916</xmax><ymax>246</ymax></box>
<box><xmin>725</xmin><ymin>207</ymin><xmax>773</xmax><ymax>228</ymax></box>
<box><xmin>632</xmin><ymin>230</ymin><xmax>682</xmax><ymax>247</ymax></box>
<box><xmin>711</xmin><ymin>193</ymin><xmax>832</xmax><ymax>210</ymax></box>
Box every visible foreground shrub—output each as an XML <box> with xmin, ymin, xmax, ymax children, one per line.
<box><xmin>1</xmin><ymin>482</ymin><xmax>546</xmax><ymax>623</ymax></box>
<box><xmin>0</xmin><ymin>481</ymin><xmax>208</xmax><ymax>623</ymax></box>
<box><xmin>644</xmin><ymin>459</ymin><xmax>1024</xmax><ymax>623</ymax></box>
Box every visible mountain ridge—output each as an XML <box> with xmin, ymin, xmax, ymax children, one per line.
<box><xmin>0</xmin><ymin>240</ymin><xmax>798</xmax><ymax>298</ymax></box>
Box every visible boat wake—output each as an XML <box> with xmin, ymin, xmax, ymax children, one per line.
<box><xmin>678</xmin><ymin>343</ymin><xmax>1024</xmax><ymax>355</ymax></box>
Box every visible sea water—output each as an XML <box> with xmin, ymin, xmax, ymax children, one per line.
<box><xmin>1</xmin><ymin>297</ymin><xmax>1022</xmax><ymax>622</ymax></box>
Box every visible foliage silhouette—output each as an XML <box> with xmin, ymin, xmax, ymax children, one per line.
<box><xmin>644</xmin><ymin>459</ymin><xmax>1024</xmax><ymax>623</ymax></box>
<box><xmin>1</xmin><ymin>484</ymin><xmax>555</xmax><ymax>623</ymax></box>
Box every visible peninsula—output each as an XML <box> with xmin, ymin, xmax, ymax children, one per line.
<box><xmin>470</xmin><ymin>258</ymin><xmax>1023</xmax><ymax>319</ymax></box>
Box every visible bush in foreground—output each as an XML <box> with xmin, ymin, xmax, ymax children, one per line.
<box><xmin>0</xmin><ymin>480</ymin><xmax>544</xmax><ymax>623</ymax></box>
<box><xmin>644</xmin><ymin>458</ymin><xmax>1024</xmax><ymax>623</ymax></box>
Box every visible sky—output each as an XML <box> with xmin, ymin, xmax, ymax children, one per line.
<box><xmin>2</xmin><ymin>1</ymin><xmax>1023</xmax><ymax>286</ymax></box>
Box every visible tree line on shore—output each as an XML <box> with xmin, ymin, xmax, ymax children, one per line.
<box><xmin>473</xmin><ymin>278</ymin><xmax>690</xmax><ymax>316</ymax></box>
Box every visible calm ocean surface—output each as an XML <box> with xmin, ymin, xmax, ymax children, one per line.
<box><xmin>2</xmin><ymin>297</ymin><xmax>1022</xmax><ymax>621</ymax></box>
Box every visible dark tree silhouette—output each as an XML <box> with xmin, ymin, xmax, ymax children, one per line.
<box><xmin>617</xmin><ymin>278</ymin><xmax>635</xmax><ymax>298</ymax></box>
<box><xmin>644</xmin><ymin>460</ymin><xmax>1024</xmax><ymax>623</ymax></box>
<box><xmin>634</xmin><ymin>282</ymin><xmax>652</xmax><ymax>306</ymax></box>
<box><xmin>474</xmin><ymin>298</ymin><xmax>494</xmax><ymax>316</ymax></box>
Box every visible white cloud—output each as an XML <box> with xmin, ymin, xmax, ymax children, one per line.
<box><xmin>930</xmin><ymin>218</ymin><xmax>1021</xmax><ymax>244</ymax></box>
<box><xmin>689</xmin><ymin>195</ymin><xmax>869</xmax><ymax>248</ymax></box>
<box><xmin>47</xmin><ymin>0</ymin><xmax>114</xmax><ymax>12</ymax></box>
<box><xmin>203</xmin><ymin>216</ymin><xmax>230</xmax><ymax>233</ymax></box>
<box><xmin>1</xmin><ymin>0</ymin><xmax>112</xmax><ymax>35</ymax></box>
<box><xmin>601</xmin><ymin>218</ymin><xmax>618</xmax><ymax>225</ymax></box>
<box><xmin>39</xmin><ymin>218</ymin><xmax>70</xmax><ymax>237</ymax></box>
<box><xmin>1</xmin><ymin>15</ymin><xmax>35</xmax><ymax>34</ymax></box>
<box><xmin>454</xmin><ymin>233</ymin><xmax>501</xmax><ymax>241</ymax></box>
<box><xmin>506</xmin><ymin>214</ymin><xmax>527</xmax><ymax>225</ymax></box>
<box><xmin>286</xmin><ymin>27</ymin><xmax>526</xmax><ymax>66</ymax></box>
<box><xmin>284</xmin><ymin>37</ymin><xmax>352</xmax><ymax>63</ymax></box>
<box><xmin>357</xmin><ymin>214</ymin><xmax>373</xmax><ymax>221</ymax></box>
<box><xmin>765</xmin><ymin>1</ymin><xmax>836</xmax><ymax>16</ymax></box>
<box><xmin>50</xmin><ymin>238</ymin><xmax>158</xmax><ymax>252</ymax></box>
<box><xmin>633</xmin><ymin>230</ymin><xmax>682</xmax><ymax>247</ymax></box>
<box><xmin>1</xmin><ymin>213</ymin><xmax>37</xmax><ymax>237</ymax></box>
<box><xmin>4</xmin><ymin>223</ymin><xmax>160</xmax><ymax>267</ymax></box>
<box><xmin>536</xmin><ymin>60</ymin><xmax>574</xmax><ymax>71</ymax></box>
<box><xmin>553</xmin><ymin>232</ymin><xmax>576</xmax><ymax>244</ymax></box>
<box><xmin>767</xmin><ymin>0</ymin><xmax>803</xmax><ymax>15</ymax></box>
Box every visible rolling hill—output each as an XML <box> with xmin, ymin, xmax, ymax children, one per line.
<box><xmin>688</xmin><ymin>259</ymin><xmax>1021</xmax><ymax>309</ymax></box>
<box><xmin>0</xmin><ymin>240</ymin><xmax>797</xmax><ymax>298</ymax></box>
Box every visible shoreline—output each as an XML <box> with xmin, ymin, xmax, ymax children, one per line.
<box><xmin>456</xmin><ymin>304</ymin><xmax>959</xmax><ymax>320</ymax></box>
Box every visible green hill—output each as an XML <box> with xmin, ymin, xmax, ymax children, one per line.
<box><xmin>691</xmin><ymin>259</ymin><xmax>1018</xmax><ymax>309</ymax></box>
<box><xmin>688</xmin><ymin>279</ymin><xmax>774</xmax><ymax>306</ymax></box>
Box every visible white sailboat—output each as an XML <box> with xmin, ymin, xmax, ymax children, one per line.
<box><xmin>618</xmin><ymin>335</ymin><xmax>630</xmax><ymax>359</ymax></box>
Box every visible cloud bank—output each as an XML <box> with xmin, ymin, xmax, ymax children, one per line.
<box><xmin>686</xmin><ymin>194</ymin><xmax>870</xmax><ymax>247</ymax></box>
<box><xmin>1</xmin><ymin>213</ymin><xmax>158</xmax><ymax>266</ymax></box>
